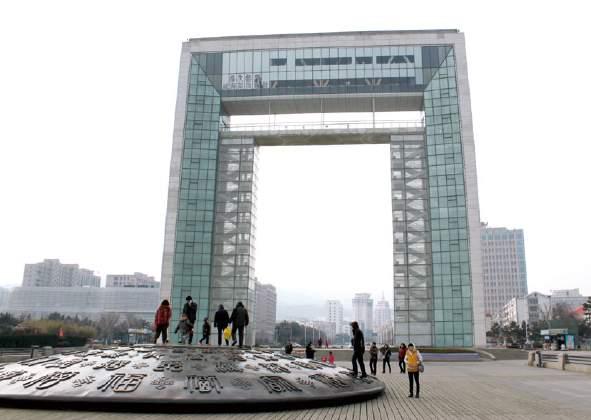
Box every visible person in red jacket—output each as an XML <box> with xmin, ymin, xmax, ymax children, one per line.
<box><xmin>153</xmin><ymin>299</ymin><xmax>171</xmax><ymax>344</ymax></box>
<box><xmin>398</xmin><ymin>343</ymin><xmax>407</xmax><ymax>373</ymax></box>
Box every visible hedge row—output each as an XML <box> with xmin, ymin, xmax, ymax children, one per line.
<box><xmin>0</xmin><ymin>335</ymin><xmax>87</xmax><ymax>348</ymax></box>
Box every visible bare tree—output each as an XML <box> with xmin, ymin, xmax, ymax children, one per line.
<box><xmin>96</xmin><ymin>313</ymin><xmax>121</xmax><ymax>344</ymax></box>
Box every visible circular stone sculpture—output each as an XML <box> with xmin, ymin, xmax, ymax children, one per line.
<box><xmin>0</xmin><ymin>345</ymin><xmax>384</xmax><ymax>412</ymax></box>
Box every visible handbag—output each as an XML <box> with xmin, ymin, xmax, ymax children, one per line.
<box><xmin>419</xmin><ymin>363</ymin><xmax>425</xmax><ymax>373</ymax></box>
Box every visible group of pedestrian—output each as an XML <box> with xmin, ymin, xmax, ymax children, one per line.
<box><xmin>152</xmin><ymin>297</ymin><xmax>250</xmax><ymax>348</ymax></box>
<box><xmin>349</xmin><ymin>321</ymin><xmax>424</xmax><ymax>398</ymax></box>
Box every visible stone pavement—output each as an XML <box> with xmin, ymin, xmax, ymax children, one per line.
<box><xmin>1</xmin><ymin>360</ymin><xmax>590</xmax><ymax>419</ymax></box>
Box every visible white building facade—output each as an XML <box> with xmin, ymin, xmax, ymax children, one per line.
<box><xmin>480</xmin><ymin>225</ymin><xmax>528</xmax><ymax>317</ymax></box>
<box><xmin>254</xmin><ymin>280</ymin><xmax>277</xmax><ymax>345</ymax></box>
<box><xmin>327</xmin><ymin>300</ymin><xmax>343</xmax><ymax>340</ymax></box>
<box><xmin>106</xmin><ymin>273</ymin><xmax>159</xmax><ymax>288</ymax></box>
<box><xmin>23</xmin><ymin>259</ymin><xmax>100</xmax><ymax>288</ymax></box>
<box><xmin>550</xmin><ymin>289</ymin><xmax>587</xmax><ymax>310</ymax></box>
<box><xmin>500</xmin><ymin>297</ymin><xmax>529</xmax><ymax>326</ymax></box>
<box><xmin>527</xmin><ymin>292</ymin><xmax>551</xmax><ymax>323</ymax></box>
<box><xmin>374</xmin><ymin>297</ymin><xmax>392</xmax><ymax>344</ymax></box>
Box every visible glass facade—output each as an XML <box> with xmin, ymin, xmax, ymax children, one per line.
<box><xmin>424</xmin><ymin>49</ymin><xmax>473</xmax><ymax>347</ymax></box>
<box><xmin>192</xmin><ymin>46</ymin><xmax>458</xmax><ymax>98</ymax></box>
<box><xmin>166</xmin><ymin>34</ymin><xmax>479</xmax><ymax>346</ymax></box>
<box><xmin>171</xmin><ymin>54</ymin><xmax>221</xmax><ymax>328</ymax></box>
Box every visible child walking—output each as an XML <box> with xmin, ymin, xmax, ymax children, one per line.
<box><xmin>199</xmin><ymin>318</ymin><xmax>211</xmax><ymax>345</ymax></box>
<box><xmin>174</xmin><ymin>313</ymin><xmax>193</xmax><ymax>344</ymax></box>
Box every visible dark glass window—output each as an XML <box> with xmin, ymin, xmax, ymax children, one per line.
<box><xmin>322</xmin><ymin>57</ymin><xmax>339</xmax><ymax>65</ymax></box>
<box><xmin>320</xmin><ymin>57</ymin><xmax>352</xmax><ymax>65</ymax></box>
<box><xmin>295</xmin><ymin>58</ymin><xmax>321</xmax><ymax>66</ymax></box>
<box><xmin>355</xmin><ymin>56</ymin><xmax>372</xmax><ymax>64</ymax></box>
<box><xmin>376</xmin><ymin>55</ymin><xmax>415</xmax><ymax>64</ymax></box>
<box><xmin>270</xmin><ymin>58</ymin><xmax>287</xmax><ymax>66</ymax></box>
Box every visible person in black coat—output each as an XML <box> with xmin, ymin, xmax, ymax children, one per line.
<box><xmin>305</xmin><ymin>342</ymin><xmax>315</xmax><ymax>359</ymax></box>
<box><xmin>351</xmin><ymin>321</ymin><xmax>367</xmax><ymax>378</ymax></box>
<box><xmin>213</xmin><ymin>304</ymin><xmax>230</xmax><ymax>346</ymax></box>
<box><xmin>198</xmin><ymin>318</ymin><xmax>211</xmax><ymax>345</ymax></box>
<box><xmin>229</xmin><ymin>301</ymin><xmax>249</xmax><ymax>348</ymax></box>
<box><xmin>182</xmin><ymin>296</ymin><xmax>198</xmax><ymax>344</ymax></box>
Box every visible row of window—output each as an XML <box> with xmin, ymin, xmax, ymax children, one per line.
<box><xmin>269</xmin><ymin>55</ymin><xmax>415</xmax><ymax>67</ymax></box>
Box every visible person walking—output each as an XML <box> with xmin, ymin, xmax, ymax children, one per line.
<box><xmin>318</xmin><ymin>337</ymin><xmax>323</xmax><ymax>348</ymax></box>
<box><xmin>153</xmin><ymin>300</ymin><xmax>171</xmax><ymax>344</ymax></box>
<box><xmin>230</xmin><ymin>301</ymin><xmax>249</xmax><ymax>347</ymax></box>
<box><xmin>182</xmin><ymin>296</ymin><xmax>198</xmax><ymax>344</ymax></box>
<box><xmin>382</xmin><ymin>344</ymin><xmax>392</xmax><ymax>374</ymax></box>
<box><xmin>305</xmin><ymin>342</ymin><xmax>315</xmax><ymax>359</ymax></box>
<box><xmin>328</xmin><ymin>351</ymin><xmax>335</xmax><ymax>365</ymax></box>
<box><xmin>174</xmin><ymin>313</ymin><xmax>193</xmax><ymax>344</ymax></box>
<box><xmin>198</xmin><ymin>317</ymin><xmax>211</xmax><ymax>345</ymax></box>
<box><xmin>369</xmin><ymin>342</ymin><xmax>378</xmax><ymax>375</ymax></box>
<box><xmin>398</xmin><ymin>343</ymin><xmax>407</xmax><ymax>373</ymax></box>
<box><xmin>285</xmin><ymin>341</ymin><xmax>294</xmax><ymax>355</ymax></box>
<box><xmin>213</xmin><ymin>304</ymin><xmax>230</xmax><ymax>346</ymax></box>
<box><xmin>350</xmin><ymin>321</ymin><xmax>367</xmax><ymax>378</ymax></box>
<box><xmin>404</xmin><ymin>343</ymin><xmax>423</xmax><ymax>398</ymax></box>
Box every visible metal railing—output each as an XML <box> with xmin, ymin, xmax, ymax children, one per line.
<box><xmin>220</xmin><ymin>119</ymin><xmax>424</xmax><ymax>132</ymax></box>
<box><xmin>565</xmin><ymin>353</ymin><xmax>591</xmax><ymax>366</ymax></box>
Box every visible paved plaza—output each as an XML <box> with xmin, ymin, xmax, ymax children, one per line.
<box><xmin>1</xmin><ymin>359</ymin><xmax>590</xmax><ymax>419</ymax></box>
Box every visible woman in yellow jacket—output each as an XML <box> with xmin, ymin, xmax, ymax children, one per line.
<box><xmin>404</xmin><ymin>343</ymin><xmax>423</xmax><ymax>398</ymax></box>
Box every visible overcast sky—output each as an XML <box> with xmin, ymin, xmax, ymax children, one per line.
<box><xmin>1</xmin><ymin>1</ymin><xmax>590</xmax><ymax>311</ymax></box>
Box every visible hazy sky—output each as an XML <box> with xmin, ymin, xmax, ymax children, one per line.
<box><xmin>1</xmin><ymin>1</ymin><xmax>590</xmax><ymax>310</ymax></box>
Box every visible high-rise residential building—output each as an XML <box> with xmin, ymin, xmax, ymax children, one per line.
<box><xmin>327</xmin><ymin>300</ymin><xmax>343</xmax><ymax>341</ymax></box>
<box><xmin>374</xmin><ymin>295</ymin><xmax>392</xmax><ymax>331</ymax></box>
<box><xmin>375</xmin><ymin>296</ymin><xmax>392</xmax><ymax>344</ymax></box>
<box><xmin>160</xmin><ymin>30</ymin><xmax>485</xmax><ymax>347</ymax></box>
<box><xmin>374</xmin><ymin>296</ymin><xmax>391</xmax><ymax>328</ymax></box>
<box><xmin>480</xmin><ymin>224</ymin><xmax>528</xmax><ymax>317</ymax></box>
<box><xmin>254</xmin><ymin>280</ymin><xmax>276</xmax><ymax>345</ymax></box>
<box><xmin>23</xmin><ymin>259</ymin><xmax>100</xmax><ymax>288</ymax></box>
<box><xmin>352</xmin><ymin>293</ymin><xmax>374</xmax><ymax>333</ymax></box>
<box><xmin>106</xmin><ymin>273</ymin><xmax>159</xmax><ymax>288</ymax></box>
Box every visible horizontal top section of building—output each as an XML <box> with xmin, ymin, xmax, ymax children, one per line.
<box><xmin>181</xmin><ymin>30</ymin><xmax>466</xmax><ymax>116</ymax></box>
<box><xmin>187</xmin><ymin>29</ymin><xmax>462</xmax><ymax>51</ymax></box>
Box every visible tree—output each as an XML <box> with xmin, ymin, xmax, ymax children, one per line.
<box><xmin>96</xmin><ymin>313</ymin><xmax>122</xmax><ymax>344</ymax></box>
<box><xmin>552</xmin><ymin>302</ymin><xmax>575</xmax><ymax>321</ymax></box>
<box><xmin>486</xmin><ymin>322</ymin><xmax>501</xmax><ymax>338</ymax></box>
<box><xmin>583</xmin><ymin>297</ymin><xmax>591</xmax><ymax>323</ymax></box>
<box><xmin>0</xmin><ymin>313</ymin><xmax>20</xmax><ymax>335</ymax></box>
<box><xmin>274</xmin><ymin>321</ymin><xmax>327</xmax><ymax>347</ymax></box>
<box><xmin>47</xmin><ymin>312</ymin><xmax>64</xmax><ymax>321</ymax></box>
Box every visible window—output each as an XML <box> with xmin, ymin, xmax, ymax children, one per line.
<box><xmin>295</xmin><ymin>58</ymin><xmax>321</xmax><ymax>66</ymax></box>
<box><xmin>376</xmin><ymin>55</ymin><xmax>415</xmax><ymax>64</ymax></box>
<box><xmin>270</xmin><ymin>58</ymin><xmax>287</xmax><ymax>66</ymax></box>
<box><xmin>320</xmin><ymin>57</ymin><xmax>352</xmax><ymax>65</ymax></box>
<box><xmin>355</xmin><ymin>56</ymin><xmax>372</xmax><ymax>64</ymax></box>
